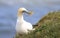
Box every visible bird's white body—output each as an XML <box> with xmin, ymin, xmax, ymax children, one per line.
<box><xmin>16</xmin><ymin>16</ymin><xmax>33</xmax><ymax>34</ymax></box>
<box><xmin>16</xmin><ymin>8</ymin><xmax>34</xmax><ymax>34</ymax></box>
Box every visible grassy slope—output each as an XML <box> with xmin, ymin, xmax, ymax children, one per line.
<box><xmin>15</xmin><ymin>11</ymin><xmax>60</xmax><ymax>38</ymax></box>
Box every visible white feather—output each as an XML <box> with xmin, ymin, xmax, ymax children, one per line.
<box><xmin>16</xmin><ymin>8</ymin><xmax>34</xmax><ymax>34</ymax></box>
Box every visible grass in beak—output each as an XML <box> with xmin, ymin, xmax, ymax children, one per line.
<box><xmin>29</xmin><ymin>11</ymin><xmax>33</xmax><ymax>16</ymax></box>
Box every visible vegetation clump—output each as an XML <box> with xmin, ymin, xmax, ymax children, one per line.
<box><xmin>15</xmin><ymin>11</ymin><xmax>60</xmax><ymax>38</ymax></box>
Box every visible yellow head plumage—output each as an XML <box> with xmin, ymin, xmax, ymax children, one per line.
<box><xmin>18</xmin><ymin>8</ymin><xmax>33</xmax><ymax>16</ymax></box>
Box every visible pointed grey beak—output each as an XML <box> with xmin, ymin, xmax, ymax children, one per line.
<box><xmin>23</xmin><ymin>10</ymin><xmax>33</xmax><ymax>15</ymax></box>
<box><xmin>22</xmin><ymin>10</ymin><xmax>29</xmax><ymax>13</ymax></box>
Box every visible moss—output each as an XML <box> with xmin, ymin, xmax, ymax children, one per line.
<box><xmin>15</xmin><ymin>11</ymin><xmax>60</xmax><ymax>38</ymax></box>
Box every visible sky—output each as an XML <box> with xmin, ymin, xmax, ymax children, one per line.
<box><xmin>0</xmin><ymin>0</ymin><xmax>60</xmax><ymax>29</ymax></box>
<box><xmin>0</xmin><ymin>0</ymin><xmax>60</xmax><ymax>30</ymax></box>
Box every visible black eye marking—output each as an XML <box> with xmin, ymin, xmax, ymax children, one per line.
<box><xmin>22</xmin><ymin>10</ymin><xmax>26</xmax><ymax>13</ymax></box>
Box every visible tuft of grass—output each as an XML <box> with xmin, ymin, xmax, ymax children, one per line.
<box><xmin>15</xmin><ymin>11</ymin><xmax>60</xmax><ymax>38</ymax></box>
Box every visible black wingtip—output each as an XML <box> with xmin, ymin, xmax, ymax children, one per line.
<box><xmin>33</xmin><ymin>24</ymin><xmax>38</xmax><ymax>28</ymax></box>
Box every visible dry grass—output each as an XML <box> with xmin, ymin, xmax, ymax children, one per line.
<box><xmin>15</xmin><ymin>11</ymin><xmax>60</xmax><ymax>38</ymax></box>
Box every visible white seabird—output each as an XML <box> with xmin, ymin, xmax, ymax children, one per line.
<box><xmin>16</xmin><ymin>8</ymin><xmax>35</xmax><ymax>34</ymax></box>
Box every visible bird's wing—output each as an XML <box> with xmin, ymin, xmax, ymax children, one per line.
<box><xmin>33</xmin><ymin>24</ymin><xmax>38</xmax><ymax>28</ymax></box>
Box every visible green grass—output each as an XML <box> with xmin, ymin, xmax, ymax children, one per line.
<box><xmin>15</xmin><ymin>11</ymin><xmax>60</xmax><ymax>38</ymax></box>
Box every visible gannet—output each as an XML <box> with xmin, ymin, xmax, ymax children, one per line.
<box><xmin>16</xmin><ymin>8</ymin><xmax>35</xmax><ymax>34</ymax></box>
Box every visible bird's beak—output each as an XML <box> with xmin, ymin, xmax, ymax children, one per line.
<box><xmin>27</xmin><ymin>11</ymin><xmax>33</xmax><ymax>16</ymax></box>
<box><xmin>23</xmin><ymin>10</ymin><xmax>33</xmax><ymax>16</ymax></box>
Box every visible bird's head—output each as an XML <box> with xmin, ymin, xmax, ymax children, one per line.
<box><xmin>18</xmin><ymin>8</ymin><xmax>33</xmax><ymax>16</ymax></box>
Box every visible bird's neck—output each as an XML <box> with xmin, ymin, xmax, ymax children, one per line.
<box><xmin>17</xmin><ymin>12</ymin><xmax>25</xmax><ymax>23</ymax></box>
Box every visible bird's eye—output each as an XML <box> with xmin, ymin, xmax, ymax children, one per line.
<box><xmin>22</xmin><ymin>11</ymin><xmax>26</xmax><ymax>13</ymax></box>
